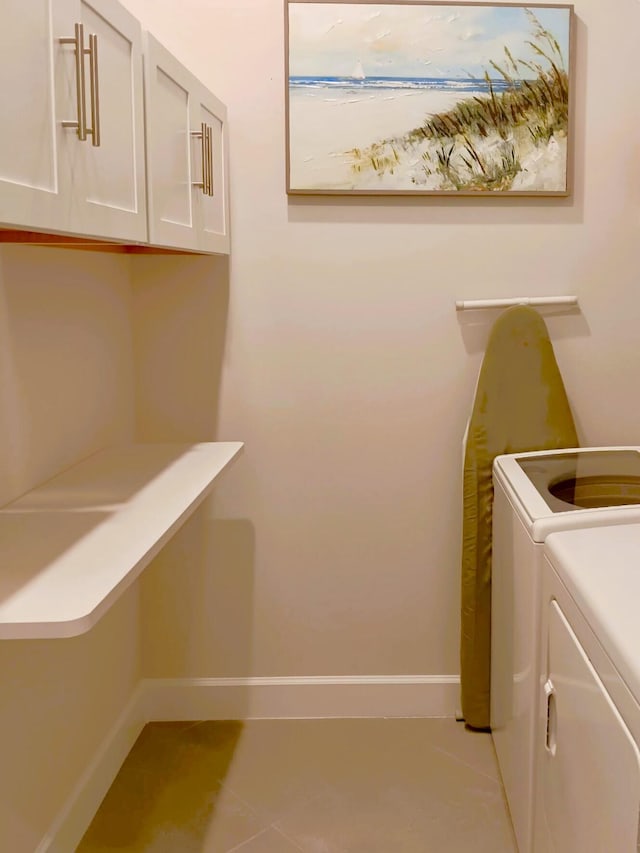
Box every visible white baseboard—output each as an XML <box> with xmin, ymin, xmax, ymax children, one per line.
<box><xmin>143</xmin><ymin>675</ymin><xmax>461</xmax><ymax>720</ymax></box>
<box><xmin>41</xmin><ymin>674</ymin><xmax>459</xmax><ymax>851</ymax></box>
<box><xmin>37</xmin><ymin>683</ymin><xmax>147</xmax><ymax>853</ymax></box>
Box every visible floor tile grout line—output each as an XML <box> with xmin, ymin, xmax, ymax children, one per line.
<box><xmin>224</xmin><ymin>827</ymin><xmax>271</xmax><ymax>852</ymax></box>
<box><xmin>272</xmin><ymin>820</ymin><xmax>318</xmax><ymax>852</ymax></box>
<box><xmin>219</xmin><ymin>780</ymin><xmax>265</xmax><ymax>818</ymax></box>
<box><xmin>270</xmin><ymin>823</ymin><xmax>308</xmax><ymax>852</ymax></box>
<box><xmin>225</xmin><ymin>823</ymin><xmax>309</xmax><ymax>853</ymax></box>
<box><xmin>221</xmin><ymin>776</ymin><xmax>335</xmax><ymax>828</ymax></box>
<box><xmin>429</xmin><ymin>743</ymin><xmax>503</xmax><ymax>785</ymax></box>
<box><xmin>272</xmin><ymin>789</ymin><xmax>352</xmax><ymax>852</ymax></box>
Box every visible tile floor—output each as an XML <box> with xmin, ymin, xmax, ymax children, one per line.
<box><xmin>77</xmin><ymin>718</ymin><xmax>517</xmax><ymax>852</ymax></box>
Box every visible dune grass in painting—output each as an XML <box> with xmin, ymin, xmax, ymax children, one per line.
<box><xmin>348</xmin><ymin>10</ymin><xmax>569</xmax><ymax>192</ymax></box>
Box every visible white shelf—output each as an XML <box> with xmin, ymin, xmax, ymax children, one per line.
<box><xmin>0</xmin><ymin>442</ymin><xmax>243</xmax><ymax>639</ymax></box>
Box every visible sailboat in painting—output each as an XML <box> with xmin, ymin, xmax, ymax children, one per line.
<box><xmin>351</xmin><ymin>59</ymin><xmax>365</xmax><ymax>80</ymax></box>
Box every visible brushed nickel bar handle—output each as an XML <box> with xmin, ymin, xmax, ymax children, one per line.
<box><xmin>87</xmin><ymin>33</ymin><xmax>101</xmax><ymax>147</ymax></box>
<box><xmin>203</xmin><ymin>124</ymin><xmax>211</xmax><ymax>196</ymax></box>
<box><xmin>60</xmin><ymin>23</ymin><xmax>87</xmax><ymax>141</ymax></box>
<box><xmin>190</xmin><ymin>123</ymin><xmax>207</xmax><ymax>192</ymax></box>
<box><xmin>206</xmin><ymin>124</ymin><xmax>214</xmax><ymax>196</ymax></box>
<box><xmin>202</xmin><ymin>124</ymin><xmax>209</xmax><ymax>195</ymax></box>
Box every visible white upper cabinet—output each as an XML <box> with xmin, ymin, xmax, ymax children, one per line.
<box><xmin>0</xmin><ymin>2</ymin><xmax>63</xmax><ymax>233</ymax></box>
<box><xmin>143</xmin><ymin>34</ymin><xmax>230</xmax><ymax>254</ymax></box>
<box><xmin>0</xmin><ymin>0</ymin><xmax>147</xmax><ymax>243</ymax></box>
<box><xmin>67</xmin><ymin>0</ymin><xmax>147</xmax><ymax>241</ymax></box>
<box><xmin>0</xmin><ymin>4</ymin><xmax>229</xmax><ymax>254</ymax></box>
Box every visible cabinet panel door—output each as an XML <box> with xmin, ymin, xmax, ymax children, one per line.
<box><xmin>69</xmin><ymin>0</ymin><xmax>147</xmax><ymax>241</ymax></box>
<box><xmin>536</xmin><ymin>601</ymin><xmax>640</xmax><ymax>852</ymax></box>
<box><xmin>143</xmin><ymin>34</ymin><xmax>197</xmax><ymax>251</ymax></box>
<box><xmin>0</xmin><ymin>0</ymin><xmax>72</xmax><ymax>231</ymax></box>
<box><xmin>195</xmin><ymin>92</ymin><xmax>230</xmax><ymax>254</ymax></box>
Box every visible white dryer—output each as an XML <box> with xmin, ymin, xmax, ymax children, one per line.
<box><xmin>534</xmin><ymin>524</ymin><xmax>640</xmax><ymax>851</ymax></box>
<box><xmin>491</xmin><ymin>447</ymin><xmax>640</xmax><ymax>853</ymax></box>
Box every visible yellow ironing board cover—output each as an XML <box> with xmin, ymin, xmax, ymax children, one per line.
<box><xmin>461</xmin><ymin>305</ymin><xmax>578</xmax><ymax>729</ymax></box>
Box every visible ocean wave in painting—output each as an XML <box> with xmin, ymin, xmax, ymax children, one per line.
<box><xmin>289</xmin><ymin>76</ymin><xmax>517</xmax><ymax>95</ymax></box>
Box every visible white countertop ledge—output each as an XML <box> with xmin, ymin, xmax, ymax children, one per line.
<box><xmin>0</xmin><ymin>442</ymin><xmax>243</xmax><ymax>639</ymax></box>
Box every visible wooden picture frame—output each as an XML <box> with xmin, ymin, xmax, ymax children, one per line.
<box><xmin>285</xmin><ymin>1</ymin><xmax>574</xmax><ymax>196</ymax></box>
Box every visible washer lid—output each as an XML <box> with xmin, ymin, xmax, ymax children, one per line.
<box><xmin>493</xmin><ymin>448</ymin><xmax>640</xmax><ymax>539</ymax></box>
<box><xmin>545</xmin><ymin>524</ymin><xmax>640</xmax><ymax>705</ymax></box>
<box><xmin>517</xmin><ymin>449</ymin><xmax>640</xmax><ymax>512</ymax></box>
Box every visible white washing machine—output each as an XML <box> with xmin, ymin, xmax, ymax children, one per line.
<box><xmin>491</xmin><ymin>447</ymin><xmax>640</xmax><ymax>853</ymax></box>
<box><xmin>534</xmin><ymin>524</ymin><xmax>640</xmax><ymax>851</ymax></box>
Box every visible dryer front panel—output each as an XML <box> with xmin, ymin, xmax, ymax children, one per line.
<box><xmin>535</xmin><ymin>600</ymin><xmax>640</xmax><ymax>852</ymax></box>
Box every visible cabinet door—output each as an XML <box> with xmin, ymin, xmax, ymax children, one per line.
<box><xmin>68</xmin><ymin>0</ymin><xmax>147</xmax><ymax>242</ymax></box>
<box><xmin>143</xmin><ymin>33</ymin><xmax>198</xmax><ymax>251</ymax></box>
<box><xmin>0</xmin><ymin>0</ymin><xmax>145</xmax><ymax>242</ymax></box>
<box><xmin>143</xmin><ymin>33</ymin><xmax>230</xmax><ymax>254</ymax></box>
<box><xmin>535</xmin><ymin>600</ymin><xmax>640</xmax><ymax>852</ymax></box>
<box><xmin>194</xmin><ymin>90</ymin><xmax>230</xmax><ymax>254</ymax></box>
<box><xmin>0</xmin><ymin>0</ymin><xmax>72</xmax><ymax>232</ymax></box>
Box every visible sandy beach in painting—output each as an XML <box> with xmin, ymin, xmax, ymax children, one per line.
<box><xmin>289</xmin><ymin>86</ymin><xmax>472</xmax><ymax>191</ymax></box>
<box><xmin>288</xmin><ymin>83</ymin><xmax>567</xmax><ymax>193</ymax></box>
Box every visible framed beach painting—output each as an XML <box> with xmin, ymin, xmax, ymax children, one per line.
<box><xmin>285</xmin><ymin>1</ymin><xmax>574</xmax><ymax>196</ymax></box>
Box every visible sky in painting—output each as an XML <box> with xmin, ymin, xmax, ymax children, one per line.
<box><xmin>288</xmin><ymin>3</ymin><xmax>571</xmax><ymax>79</ymax></box>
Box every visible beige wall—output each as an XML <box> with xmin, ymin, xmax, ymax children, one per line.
<box><xmin>0</xmin><ymin>247</ymin><xmax>135</xmax><ymax>506</ymax></box>
<box><xmin>0</xmin><ymin>588</ymin><xmax>140</xmax><ymax>851</ymax></box>
<box><xmin>0</xmin><ymin>247</ymin><xmax>140</xmax><ymax>851</ymax></box>
<box><xmin>126</xmin><ymin>0</ymin><xmax>640</xmax><ymax>679</ymax></box>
